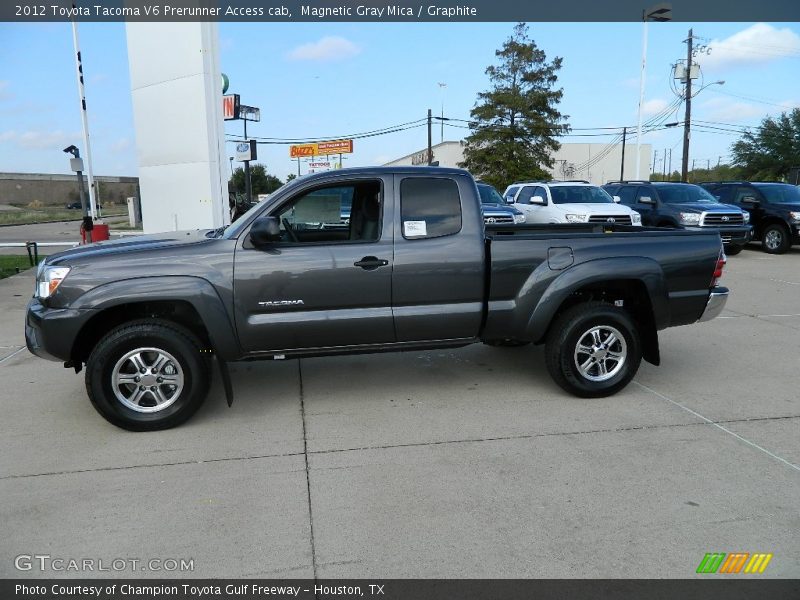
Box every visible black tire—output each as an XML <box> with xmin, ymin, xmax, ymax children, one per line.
<box><xmin>724</xmin><ymin>244</ymin><xmax>744</xmax><ymax>256</ymax></box>
<box><xmin>545</xmin><ymin>302</ymin><xmax>642</xmax><ymax>398</ymax></box>
<box><xmin>483</xmin><ymin>339</ymin><xmax>531</xmax><ymax>347</ymax></box>
<box><xmin>85</xmin><ymin>320</ymin><xmax>210</xmax><ymax>431</ymax></box>
<box><xmin>762</xmin><ymin>223</ymin><xmax>791</xmax><ymax>254</ymax></box>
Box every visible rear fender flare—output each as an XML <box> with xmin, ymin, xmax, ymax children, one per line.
<box><xmin>524</xmin><ymin>257</ymin><xmax>670</xmax><ymax>343</ymax></box>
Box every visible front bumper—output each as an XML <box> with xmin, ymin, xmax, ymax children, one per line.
<box><xmin>25</xmin><ymin>298</ymin><xmax>91</xmax><ymax>362</ymax></box>
<box><xmin>698</xmin><ymin>287</ymin><xmax>729</xmax><ymax>322</ymax></box>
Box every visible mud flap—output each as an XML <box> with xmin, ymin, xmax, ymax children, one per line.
<box><xmin>217</xmin><ymin>359</ymin><xmax>234</xmax><ymax>407</ymax></box>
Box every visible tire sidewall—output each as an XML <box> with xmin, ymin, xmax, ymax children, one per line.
<box><xmin>762</xmin><ymin>224</ymin><xmax>789</xmax><ymax>254</ymax></box>
<box><xmin>558</xmin><ymin>307</ymin><xmax>641</xmax><ymax>397</ymax></box>
<box><xmin>86</xmin><ymin>326</ymin><xmax>207</xmax><ymax>430</ymax></box>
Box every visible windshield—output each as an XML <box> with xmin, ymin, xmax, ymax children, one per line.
<box><xmin>477</xmin><ymin>184</ymin><xmax>505</xmax><ymax>205</ymax></box>
<box><xmin>550</xmin><ymin>185</ymin><xmax>615</xmax><ymax>204</ymax></box>
<box><xmin>753</xmin><ymin>184</ymin><xmax>800</xmax><ymax>204</ymax></box>
<box><xmin>655</xmin><ymin>184</ymin><xmax>718</xmax><ymax>204</ymax></box>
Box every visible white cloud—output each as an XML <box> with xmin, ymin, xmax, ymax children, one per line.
<box><xmin>696</xmin><ymin>23</ymin><xmax>800</xmax><ymax>70</ymax></box>
<box><xmin>287</xmin><ymin>36</ymin><xmax>361</xmax><ymax>62</ymax></box>
<box><xmin>16</xmin><ymin>130</ymin><xmax>73</xmax><ymax>150</ymax></box>
<box><xmin>0</xmin><ymin>130</ymin><xmax>15</xmax><ymax>143</ymax></box>
<box><xmin>699</xmin><ymin>97</ymin><xmax>766</xmax><ymax>122</ymax></box>
<box><xmin>641</xmin><ymin>98</ymin><xmax>669</xmax><ymax>117</ymax></box>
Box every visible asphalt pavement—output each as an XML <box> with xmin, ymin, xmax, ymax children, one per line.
<box><xmin>0</xmin><ymin>242</ymin><xmax>798</xmax><ymax>578</ymax></box>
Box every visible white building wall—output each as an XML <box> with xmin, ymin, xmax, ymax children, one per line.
<box><xmin>126</xmin><ymin>23</ymin><xmax>228</xmax><ymax>233</ymax></box>
<box><xmin>385</xmin><ymin>141</ymin><xmax>652</xmax><ymax>186</ymax></box>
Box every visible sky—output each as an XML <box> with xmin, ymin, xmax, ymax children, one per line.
<box><xmin>1</xmin><ymin>20</ymin><xmax>799</xmax><ymax>181</ymax></box>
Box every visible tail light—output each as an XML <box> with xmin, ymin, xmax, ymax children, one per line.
<box><xmin>711</xmin><ymin>250</ymin><xmax>726</xmax><ymax>288</ymax></box>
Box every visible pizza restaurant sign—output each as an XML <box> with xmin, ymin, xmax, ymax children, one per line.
<box><xmin>289</xmin><ymin>139</ymin><xmax>353</xmax><ymax>158</ymax></box>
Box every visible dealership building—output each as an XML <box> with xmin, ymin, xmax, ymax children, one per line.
<box><xmin>385</xmin><ymin>141</ymin><xmax>652</xmax><ymax>186</ymax></box>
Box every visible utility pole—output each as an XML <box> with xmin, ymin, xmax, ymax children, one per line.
<box><xmin>668</xmin><ymin>148</ymin><xmax>672</xmax><ymax>180</ymax></box>
<box><xmin>717</xmin><ymin>156</ymin><xmax>721</xmax><ymax>167</ymax></box>
<box><xmin>681</xmin><ymin>28</ymin><xmax>693</xmax><ymax>182</ymax></box>
<box><xmin>427</xmin><ymin>109</ymin><xmax>433</xmax><ymax>166</ymax></box>
<box><xmin>652</xmin><ymin>149</ymin><xmax>658</xmax><ymax>177</ymax></box>
<box><xmin>707</xmin><ymin>159</ymin><xmax>710</xmax><ymax>170</ymax></box>
<box><xmin>662</xmin><ymin>147</ymin><xmax>667</xmax><ymax>180</ymax></box>
<box><xmin>619</xmin><ymin>127</ymin><xmax>627</xmax><ymax>181</ymax></box>
<box><xmin>243</xmin><ymin>118</ymin><xmax>252</xmax><ymax>205</ymax></box>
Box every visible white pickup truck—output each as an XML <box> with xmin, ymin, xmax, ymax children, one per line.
<box><xmin>504</xmin><ymin>180</ymin><xmax>642</xmax><ymax>226</ymax></box>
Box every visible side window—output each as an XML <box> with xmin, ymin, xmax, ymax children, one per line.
<box><xmin>710</xmin><ymin>186</ymin><xmax>731</xmax><ymax>203</ymax></box>
<box><xmin>516</xmin><ymin>186</ymin><xmax>536</xmax><ymax>205</ymax></box>
<box><xmin>505</xmin><ymin>186</ymin><xmax>520</xmax><ymax>202</ymax></box>
<box><xmin>400</xmin><ymin>177</ymin><xmax>462</xmax><ymax>240</ymax></box>
<box><xmin>635</xmin><ymin>186</ymin><xmax>654</xmax><ymax>204</ymax></box>
<box><xmin>275</xmin><ymin>180</ymin><xmax>381</xmax><ymax>244</ymax></box>
<box><xmin>735</xmin><ymin>186</ymin><xmax>761</xmax><ymax>204</ymax></box>
<box><xmin>616</xmin><ymin>186</ymin><xmax>637</xmax><ymax>206</ymax></box>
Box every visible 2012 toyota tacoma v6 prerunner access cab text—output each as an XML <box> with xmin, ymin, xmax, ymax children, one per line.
<box><xmin>26</xmin><ymin>167</ymin><xmax>729</xmax><ymax>430</ymax></box>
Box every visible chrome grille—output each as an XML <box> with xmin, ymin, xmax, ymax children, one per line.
<box><xmin>588</xmin><ymin>215</ymin><xmax>632</xmax><ymax>225</ymax></box>
<box><xmin>702</xmin><ymin>213</ymin><xmax>744</xmax><ymax>226</ymax></box>
<box><xmin>484</xmin><ymin>215</ymin><xmax>514</xmax><ymax>224</ymax></box>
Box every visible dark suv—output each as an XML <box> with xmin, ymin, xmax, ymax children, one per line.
<box><xmin>603</xmin><ymin>181</ymin><xmax>751</xmax><ymax>255</ymax></box>
<box><xmin>700</xmin><ymin>182</ymin><xmax>800</xmax><ymax>254</ymax></box>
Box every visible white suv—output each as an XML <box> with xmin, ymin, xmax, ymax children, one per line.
<box><xmin>503</xmin><ymin>181</ymin><xmax>642</xmax><ymax>226</ymax></box>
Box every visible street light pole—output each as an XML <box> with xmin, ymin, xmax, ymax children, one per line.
<box><xmin>438</xmin><ymin>82</ymin><xmax>447</xmax><ymax>144</ymax></box>
<box><xmin>635</xmin><ymin>4</ymin><xmax>672</xmax><ymax>180</ymax></box>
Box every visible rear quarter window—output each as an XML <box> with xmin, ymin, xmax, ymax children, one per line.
<box><xmin>400</xmin><ymin>178</ymin><xmax>462</xmax><ymax>239</ymax></box>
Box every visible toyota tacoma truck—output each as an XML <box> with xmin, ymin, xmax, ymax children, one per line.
<box><xmin>26</xmin><ymin>167</ymin><xmax>729</xmax><ymax>431</ymax></box>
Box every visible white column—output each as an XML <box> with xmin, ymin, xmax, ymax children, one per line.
<box><xmin>126</xmin><ymin>22</ymin><xmax>228</xmax><ymax>233</ymax></box>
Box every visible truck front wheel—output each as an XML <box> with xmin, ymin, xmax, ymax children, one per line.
<box><xmin>545</xmin><ymin>302</ymin><xmax>642</xmax><ymax>397</ymax></box>
<box><xmin>85</xmin><ymin>320</ymin><xmax>210</xmax><ymax>431</ymax></box>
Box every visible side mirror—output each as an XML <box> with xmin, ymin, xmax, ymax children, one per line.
<box><xmin>612</xmin><ymin>195</ymin><xmax>621</xmax><ymax>203</ymax></box>
<box><xmin>639</xmin><ymin>196</ymin><xmax>655</xmax><ymax>205</ymax></box>
<box><xmin>249</xmin><ymin>215</ymin><xmax>281</xmax><ymax>246</ymax></box>
<box><xmin>531</xmin><ymin>195</ymin><xmax>547</xmax><ymax>205</ymax></box>
<box><xmin>505</xmin><ymin>195</ymin><xmax>515</xmax><ymax>204</ymax></box>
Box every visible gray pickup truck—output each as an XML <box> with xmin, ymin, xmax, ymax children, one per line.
<box><xmin>26</xmin><ymin>167</ymin><xmax>729</xmax><ymax>430</ymax></box>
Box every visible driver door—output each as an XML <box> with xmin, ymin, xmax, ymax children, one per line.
<box><xmin>233</xmin><ymin>177</ymin><xmax>395</xmax><ymax>353</ymax></box>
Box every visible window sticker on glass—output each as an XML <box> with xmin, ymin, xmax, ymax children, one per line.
<box><xmin>403</xmin><ymin>220</ymin><xmax>427</xmax><ymax>237</ymax></box>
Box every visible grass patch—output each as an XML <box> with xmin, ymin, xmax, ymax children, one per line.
<box><xmin>0</xmin><ymin>255</ymin><xmax>40</xmax><ymax>279</ymax></box>
<box><xmin>0</xmin><ymin>208</ymin><xmax>127</xmax><ymax>226</ymax></box>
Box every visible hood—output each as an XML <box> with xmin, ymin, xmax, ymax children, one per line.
<box><xmin>47</xmin><ymin>229</ymin><xmax>214</xmax><ymax>266</ymax></box>
<box><xmin>481</xmin><ymin>203</ymin><xmax>522</xmax><ymax>216</ymax></box>
<box><xmin>667</xmin><ymin>202</ymin><xmax>742</xmax><ymax>213</ymax></box>
<box><xmin>552</xmin><ymin>203</ymin><xmax>635</xmax><ymax>215</ymax></box>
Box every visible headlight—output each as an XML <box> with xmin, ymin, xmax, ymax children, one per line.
<box><xmin>678</xmin><ymin>212</ymin><xmax>702</xmax><ymax>226</ymax></box>
<box><xmin>565</xmin><ymin>214</ymin><xmax>589</xmax><ymax>223</ymax></box>
<box><xmin>513</xmin><ymin>213</ymin><xmax>526</xmax><ymax>224</ymax></box>
<box><xmin>742</xmin><ymin>211</ymin><xmax>750</xmax><ymax>223</ymax></box>
<box><xmin>36</xmin><ymin>265</ymin><xmax>71</xmax><ymax>299</ymax></box>
<box><xmin>631</xmin><ymin>213</ymin><xmax>642</xmax><ymax>225</ymax></box>
<box><xmin>789</xmin><ymin>211</ymin><xmax>800</xmax><ymax>223</ymax></box>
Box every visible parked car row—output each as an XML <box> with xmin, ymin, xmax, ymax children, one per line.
<box><xmin>479</xmin><ymin>177</ymin><xmax>798</xmax><ymax>256</ymax></box>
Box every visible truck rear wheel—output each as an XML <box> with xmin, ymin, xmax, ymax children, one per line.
<box><xmin>545</xmin><ymin>302</ymin><xmax>641</xmax><ymax>397</ymax></box>
<box><xmin>85</xmin><ymin>320</ymin><xmax>210</xmax><ymax>431</ymax></box>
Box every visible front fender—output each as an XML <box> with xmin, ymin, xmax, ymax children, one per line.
<box><xmin>524</xmin><ymin>257</ymin><xmax>670</xmax><ymax>343</ymax></box>
<box><xmin>71</xmin><ymin>276</ymin><xmax>241</xmax><ymax>360</ymax></box>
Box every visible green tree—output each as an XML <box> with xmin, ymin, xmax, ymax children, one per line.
<box><xmin>460</xmin><ymin>23</ymin><xmax>569</xmax><ymax>190</ymax></box>
<box><xmin>229</xmin><ymin>163</ymin><xmax>283</xmax><ymax>196</ymax></box>
<box><xmin>285</xmin><ymin>174</ymin><xmax>297</xmax><ymax>183</ymax></box>
<box><xmin>731</xmin><ymin>109</ymin><xmax>800</xmax><ymax>181</ymax></box>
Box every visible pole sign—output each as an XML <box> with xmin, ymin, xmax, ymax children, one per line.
<box><xmin>239</xmin><ymin>105</ymin><xmax>261</xmax><ymax>121</ymax></box>
<box><xmin>223</xmin><ymin>94</ymin><xmax>240</xmax><ymax>120</ymax></box>
<box><xmin>236</xmin><ymin>140</ymin><xmax>257</xmax><ymax>162</ymax></box>
<box><xmin>289</xmin><ymin>139</ymin><xmax>353</xmax><ymax>158</ymax></box>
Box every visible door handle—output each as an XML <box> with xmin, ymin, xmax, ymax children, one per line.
<box><xmin>354</xmin><ymin>256</ymin><xmax>389</xmax><ymax>270</ymax></box>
